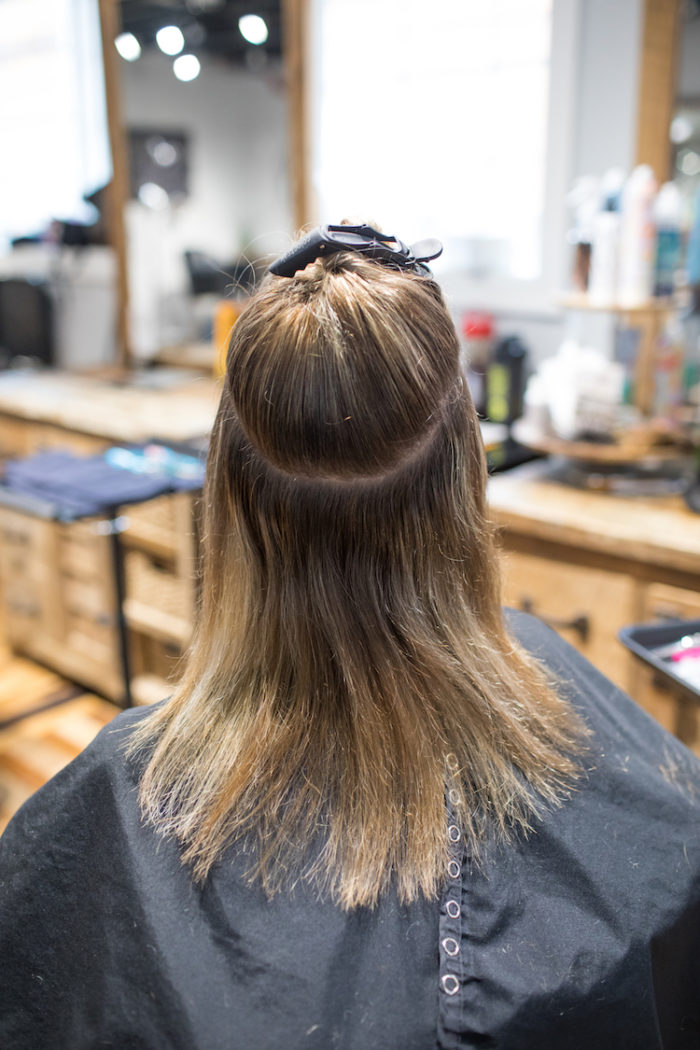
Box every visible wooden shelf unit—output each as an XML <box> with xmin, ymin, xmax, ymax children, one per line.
<box><xmin>120</xmin><ymin>491</ymin><xmax>200</xmax><ymax>705</ymax></box>
<box><xmin>558</xmin><ymin>294</ymin><xmax>679</xmax><ymax>420</ymax></box>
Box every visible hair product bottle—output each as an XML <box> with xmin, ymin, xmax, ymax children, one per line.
<box><xmin>567</xmin><ymin>175</ymin><xmax>599</xmax><ymax>292</ymax></box>
<box><xmin>460</xmin><ymin>311</ymin><xmax>493</xmax><ymax>417</ymax></box>
<box><xmin>653</xmin><ymin>182</ymin><xmax>683</xmax><ymax>298</ymax></box>
<box><xmin>486</xmin><ymin>336</ymin><xmax>528</xmax><ymax>425</ymax></box>
<box><xmin>588</xmin><ymin>168</ymin><xmax>624</xmax><ymax>307</ymax></box>
<box><xmin>618</xmin><ymin>165</ymin><xmax>657</xmax><ymax>307</ymax></box>
<box><xmin>687</xmin><ymin>185</ymin><xmax>700</xmax><ymax>314</ymax></box>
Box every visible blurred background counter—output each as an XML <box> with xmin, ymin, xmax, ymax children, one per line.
<box><xmin>0</xmin><ymin>369</ymin><xmax>219</xmax><ymax>457</ymax></box>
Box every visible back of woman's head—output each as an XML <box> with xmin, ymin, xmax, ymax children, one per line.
<box><xmin>226</xmin><ymin>252</ymin><xmax>460</xmax><ymax>480</ymax></box>
<box><xmin>133</xmin><ymin>246</ymin><xmax>583</xmax><ymax>910</ymax></box>
<box><xmin>207</xmin><ymin>253</ymin><xmax>494</xmax><ymax>653</ymax></box>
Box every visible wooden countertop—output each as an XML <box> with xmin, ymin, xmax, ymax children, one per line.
<box><xmin>487</xmin><ymin>460</ymin><xmax>700</xmax><ymax>576</ymax></box>
<box><xmin>0</xmin><ymin>370</ymin><xmax>221</xmax><ymax>444</ymax></box>
<box><xmin>0</xmin><ymin>369</ymin><xmax>506</xmax><ymax>453</ymax></box>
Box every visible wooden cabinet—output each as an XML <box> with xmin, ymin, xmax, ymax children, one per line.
<box><xmin>0</xmin><ymin>491</ymin><xmax>201</xmax><ymax>708</ymax></box>
<box><xmin>489</xmin><ymin>462</ymin><xmax>700</xmax><ymax>755</ymax></box>
<box><xmin>0</xmin><ymin>508</ymin><xmax>123</xmax><ymax>700</ymax></box>
<box><xmin>501</xmin><ymin>550</ymin><xmax>638</xmax><ymax>692</ymax></box>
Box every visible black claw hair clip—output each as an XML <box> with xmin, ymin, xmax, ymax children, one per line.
<box><xmin>269</xmin><ymin>224</ymin><xmax>443</xmax><ymax>278</ymax></box>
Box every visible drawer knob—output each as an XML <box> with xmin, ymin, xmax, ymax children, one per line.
<box><xmin>520</xmin><ymin>597</ymin><xmax>590</xmax><ymax>643</ymax></box>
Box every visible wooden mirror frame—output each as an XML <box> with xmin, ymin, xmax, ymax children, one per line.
<box><xmin>97</xmin><ymin>0</ymin><xmax>132</xmax><ymax>367</ymax></box>
<box><xmin>635</xmin><ymin>0</ymin><xmax>683</xmax><ymax>181</ymax></box>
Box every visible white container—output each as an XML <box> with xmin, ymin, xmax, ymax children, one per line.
<box><xmin>618</xmin><ymin>165</ymin><xmax>657</xmax><ymax>307</ymax></box>
<box><xmin>588</xmin><ymin>168</ymin><xmax>624</xmax><ymax>307</ymax></box>
<box><xmin>588</xmin><ymin>210</ymin><xmax>620</xmax><ymax>307</ymax></box>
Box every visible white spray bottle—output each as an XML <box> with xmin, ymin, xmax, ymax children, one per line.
<box><xmin>588</xmin><ymin>168</ymin><xmax>625</xmax><ymax>307</ymax></box>
<box><xmin>618</xmin><ymin>165</ymin><xmax>657</xmax><ymax>307</ymax></box>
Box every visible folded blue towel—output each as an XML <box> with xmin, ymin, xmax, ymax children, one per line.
<box><xmin>2</xmin><ymin>447</ymin><xmax>204</xmax><ymax>520</ymax></box>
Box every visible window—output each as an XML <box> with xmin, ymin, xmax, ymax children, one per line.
<box><xmin>0</xmin><ymin>0</ymin><xmax>111</xmax><ymax>249</ymax></box>
<box><xmin>309</xmin><ymin>0</ymin><xmax>579</xmax><ymax>312</ymax></box>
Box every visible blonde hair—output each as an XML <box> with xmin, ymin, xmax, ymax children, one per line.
<box><xmin>129</xmin><ymin>251</ymin><xmax>583</xmax><ymax>909</ymax></box>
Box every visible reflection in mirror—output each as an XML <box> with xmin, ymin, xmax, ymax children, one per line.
<box><xmin>0</xmin><ymin>0</ymin><xmax>292</xmax><ymax>372</ymax></box>
<box><xmin>118</xmin><ymin>0</ymin><xmax>291</xmax><ymax>362</ymax></box>
<box><xmin>673</xmin><ymin>3</ymin><xmax>700</xmax><ymax>211</ymax></box>
<box><xmin>0</xmin><ymin>0</ymin><xmax>114</xmax><ymax>371</ymax></box>
<box><xmin>673</xmin><ymin>0</ymin><xmax>700</xmax><ymax>318</ymax></box>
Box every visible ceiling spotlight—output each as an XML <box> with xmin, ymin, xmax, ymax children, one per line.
<box><xmin>670</xmin><ymin>115</ymin><xmax>693</xmax><ymax>145</ymax></box>
<box><xmin>156</xmin><ymin>25</ymin><xmax>185</xmax><ymax>56</ymax></box>
<box><xmin>151</xmin><ymin>140</ymin><xmax>178</xmax><ymax>167</ymax></box>
<box><xmin>115</xmin><ymin>32</ymin><xmax>141</xmax><ymax>61</ymax></box>
<box><xmin>138</xmin><ymin>182</ymin><xmax>169</xmax><ymax>210</ymax></box>
<box><xmin>680</xmin><ymin>150</ymin><xmax>700</xmax><ymax>177</ymax></box>
<box><xmin>173</xmin><ymin>54</ymin><xmax>201</xmax><ymax>82</ymax></box>
<box><xmin>239</xmin><ymin>14</ymin><xmax>268</xmax><ymax>46</ymax></box>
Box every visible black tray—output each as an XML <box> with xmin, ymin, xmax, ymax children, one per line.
<box><xmin>619</xmin><ymin>618</ymin><xmax>700</xmax><ymax>702</ymax></box>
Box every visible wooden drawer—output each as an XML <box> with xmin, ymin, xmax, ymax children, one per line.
<box><xmin>65</xmin><ymin>609</ymin><xmax>118</xmax><ymax>648</ymax></box>
<box><xmin>65</xmin><ymin>614</ymin><xmax>120</xmax><ymax>671</ymax></box>
<box><xmin>123</xmin><ymin>495</ymin><xmax>181</xmax><ymax>537</ymax></box>
<box><xmin>0</xmin><ymin>508</ymin><xmax>54</xmax><ymax>560</ymax></box>
<box><xmin>130</xmin><ymin>629</ymin><xmax>182</xmax><ymax>680</ymax></box>
<box><xmin>1</xmin><ymin>553</ymin><xmax>58</xmax><ymax>647</ymax></box>
<box><xmin>641</xmin><ymin>582</ymin><xmax>700</xmax><ymax>622</ymax></box>
<box><xmin>57</xmin><ymin>521</ymin><xmax>111</xmax><ymax>580</ymax></box>
<box><xmin>2</xmin><ymin>575</ymin><xmax>43</xmax><ymax>615</ymax></box>
<box><xmin>501</xmin><ymin>549</ymin><xmax>638</xmax><ymax>691</ymax></box>
<box><xmin>26</xmin><ymin>633</ymin><xmax>123</xmax><ymax>702</ymax></box>
<box><xmin>124</xmin><ymin>549</ymin><xmax>194</xmax><ymax>635</ymax></box>
<box><xmin>61</xmin><ymin>577</ymin><xmax>114</xmax><ymax>620</ymax></box>
<box><xmin>3</xmin><ymin>584</ymin><xmax>44</xmax><ymax>648</ymax></box>
<box><xmin>0</xmin><ymin>543</ymin><xmax>48</xmax><ymax>586</ymax></box>
<box><xmin>121</xmin><ymin>492</ymin><xmax>196</xmax><ymax>568</ymax></box>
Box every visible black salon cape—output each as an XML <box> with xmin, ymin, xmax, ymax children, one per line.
<box><xmin>1</xmin><ymin>611</ymin><xmax>700</xmax><ymax>1050</ymax></box>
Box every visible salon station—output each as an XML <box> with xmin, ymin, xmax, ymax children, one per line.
<box><xmin>0</xmin><ymin>0</ymin><xmax>699</xmax><ymax>823</ymax></box>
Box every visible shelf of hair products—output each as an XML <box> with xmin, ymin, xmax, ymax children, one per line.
<box><xmin>464</xmin><ymin>166</ymin><xmax>700</xmax><ymax>504</ymax></box>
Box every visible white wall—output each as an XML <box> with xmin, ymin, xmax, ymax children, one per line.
<box><xmin>120</xmin><ymin>50</ymin><xmax>291</xmax><ymax>356</ymax></box>
<box><xmin>572</xmin><ymin>0</ymin><xmax>643</xmax><ymax>178</ymax></box>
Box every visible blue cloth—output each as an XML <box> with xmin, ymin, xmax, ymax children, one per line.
<box><xmin>2</xmin><ymin>449</ymin><xmax>203</xmax><ymax>519</ymax></box>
